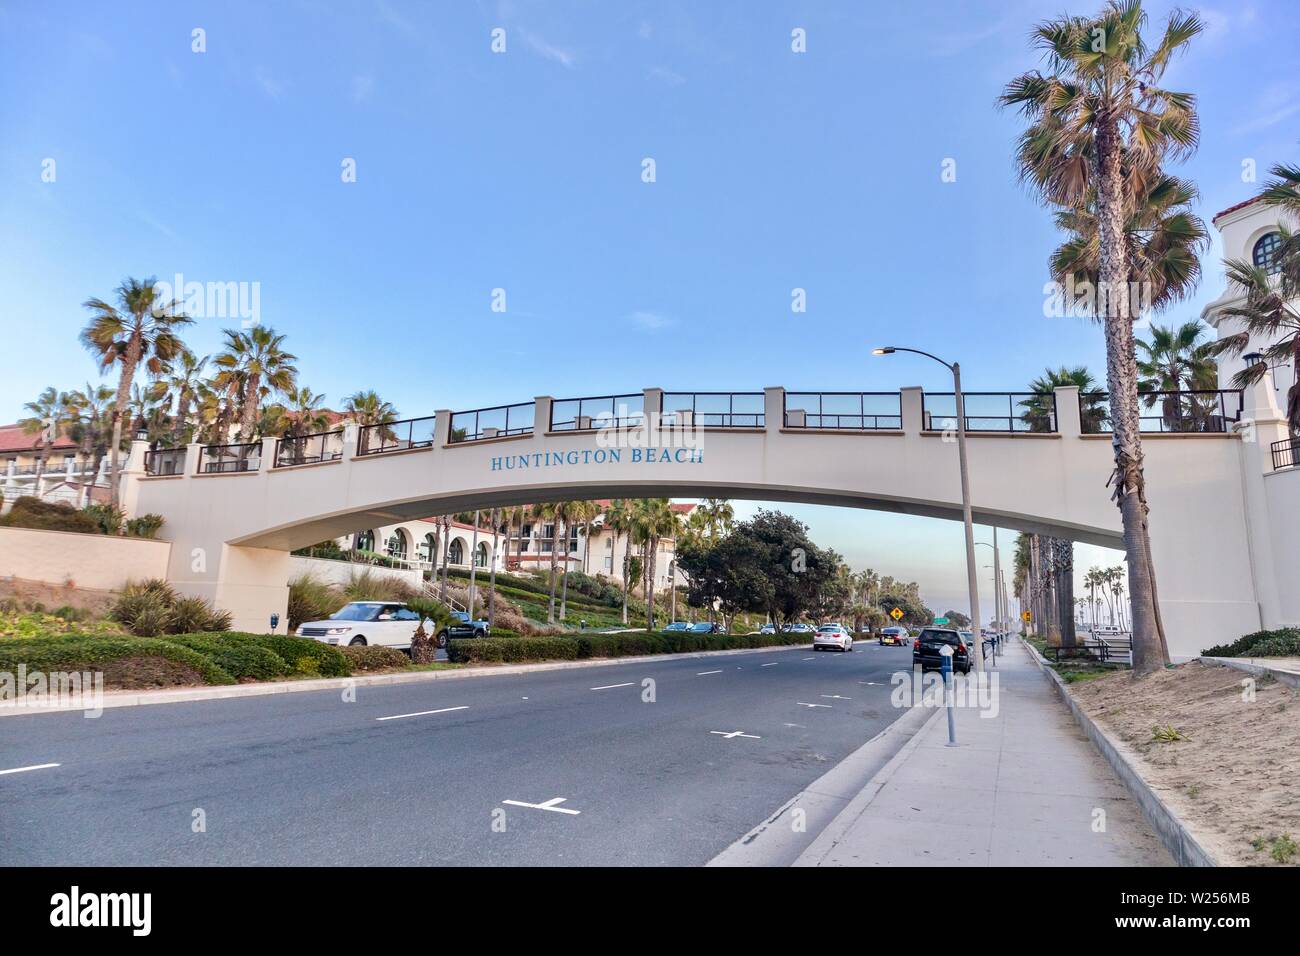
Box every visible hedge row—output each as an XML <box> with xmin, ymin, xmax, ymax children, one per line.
<box><xmin>0</xmin><ymin>631</ymin><xmax>352</xmax><ymax>686</ymax></box>
<box><xmin>446</xmin><ymin>630</ymin><xmax>811</xmax><ymax>664</ymax></box>
<box><xmin>1203</xmin><ymin>627</ymin><xmax>1300</xmax><ymax>659</ymax></box>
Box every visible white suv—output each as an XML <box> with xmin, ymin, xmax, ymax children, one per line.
<box><xmin>297</xmin><ymin>601</ymin><xmax>429</xmax><ymax>649</ymax></box>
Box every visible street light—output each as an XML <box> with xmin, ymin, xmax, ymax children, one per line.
<box><xmin>873</xmin><ymin>345</ymin><xmax>985</xmax><ymax>673</ymax></box>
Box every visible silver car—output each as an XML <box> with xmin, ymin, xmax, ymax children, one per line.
<box><xmin>813</xmin><ymin>623</ymin><xmax>854</xmax><ymax>652</ymax></box>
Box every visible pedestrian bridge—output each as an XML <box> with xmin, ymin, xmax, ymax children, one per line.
<box><xmin>122</xmin><ymin>383</ymin><xmax>1299</xmax><ymax>659</ymax></box>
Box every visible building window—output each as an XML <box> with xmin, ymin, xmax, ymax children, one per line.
<box><xmin>476</xmin><ymin>543</ymin><xmax>489</xmax><ymax>568</ymax></box>
<box><xmin>355</xmin><ymin>530</ymin><xmax>375</xmax><ymax>552</ymax></box>
<box><xmin>1253</xmin><ymin>232</ymin><xmax>1283</xmax><ymax>274</ymax></box>
<box><xmin>386</xmin><ymin>530</ymin><xmax>408</xmax><ymax>559</ymax></box>
<box><xmin>448</xmin><ymin>539</ymin><xmax>465</xmax><ymax>565</ymax></box>
<box><xmin>604</xmin><ymin>557</ymin><xmax>613</xmax><ymax>571</ymax></box>
<box><xmin>605</xmin><ymin>538</ymin><xmax>613</xmax><ymax>550</ymax></box>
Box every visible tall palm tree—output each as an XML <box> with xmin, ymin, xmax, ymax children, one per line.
<box><xmin>19</xmin><ymin>387</ymin><xmax>76</xmax><ymax>489</ymax></box>
<box><xmin>66</xmin><ymin>383</ymin><xmax>116</xmax><ymax>500</ymax></box>
<box><xmin>79</xmin><ymin>277</ymin><xmax>193</xmax><ymax>503</ymax></box>
<box><xmin>126</xmin><ymin>382</ymin><xmax>171</xmax><ymax>445</ymax></box>
<box><xmin>1136</xmin><ymin>320</ymin><xmax>1217</xmax><ymax>430</ymax></box>
<box><xmin>486</xmin><ymin>507</ymin><xmax>502</xmax><ymax>629</ymax></box>
<box><xmin>1002</xmin><ymin>1</ymin><xmax>1203</xmax><ymax>676</ymax></box>
<box><xmin>1020</xmin><ymin>366</ymin><xmax>1107</xmax><ymax>432</ymax></box>
<box><xmin>605</xmin><ymin>498</ymin><xmax>636</xmax><ymax>625</ymax></box>
<box><xmin>157</xmin><ymin>348</ymin><xmax>208</xmax><ymax>445</ymax></box>
<box><xmin>212</xmin><ymin>326</ymin><xmax>298</xmax><ymax>440</ymax></box>
<box><xmin>343</xmin><ymin>390</ymin><xmax>399</xmax><ymax>448</ymax></box>
<box><xmin>639</xmin><ymin>498</ymin><xmax>678</xmax><ymax>630</ymax></box>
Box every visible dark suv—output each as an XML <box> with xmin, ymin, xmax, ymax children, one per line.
<box><xmin>436</xmin><ymin>611</ymin><xmax>490</xmax><ymax>648</ymax></box>
<box><xmin>912</xmin><ymin>627</ymin><xmax>972</xmax><ymax>674</ymax></box>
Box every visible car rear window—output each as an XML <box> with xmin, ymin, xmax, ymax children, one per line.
<box><xmin>918</xmin><ymin>628</ymin><xmax>960</xmax><ymax>646</ymax></box>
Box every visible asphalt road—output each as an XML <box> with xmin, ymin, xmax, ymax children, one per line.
<box><xmin>0</xmin><ymin>641</ymin><xmax>917</xmax><ymax>866</ymax></box>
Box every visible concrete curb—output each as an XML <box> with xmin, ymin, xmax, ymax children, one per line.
<box><xmin>1020</xmin><ymin>638</ymin><xmax>1219</xmax><ymax>867</ymax></box>
<box><xmin>1199</xmin><ymin>655</ymin><xmax>1300</xmax><ymax>689</ymax></box>
<box><xmin>0</xmin><ymin>640</ymin><xmax>819</xmax><ymax>717</ymax></box>
<box><xmin>709</xmin><ymin>702</ymin><xmax>942</xmax><ymax>867</ymax></box>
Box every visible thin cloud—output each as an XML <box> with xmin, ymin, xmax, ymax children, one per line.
<box><xmin>351</xmin><ymin>74</ymin><xmax>376</xmax><ymax>103</ymax></box>
<box><xmin>255</xmin><ymin>67</ymin><xmax>285</xmax><ymax>100</ymax></box>
<box><xmin>521</xmin><ymin>29</ymin><xmax>576</xmax><ymax>68</ymax></box>
<box><xmin>647</xmin><ymin>65</ymin><xmax>685</xmax><ymax>86</ymax></box>
<box><xmin>1231</xmin><ymin>83</ymin><xmax>1300</xmax><ymax>135</ymax></box>
<box><xmin>630</xmin><ymin>311</ymin><xmax>675</xmax><ymax>332</ymax></box>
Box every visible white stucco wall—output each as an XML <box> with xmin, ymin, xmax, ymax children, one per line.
<box><xmin>0</xmin><ymin>527</ymin><xmax>171</xmax><ymax>591</ymax></box>
<box><xmin>287</xmin><ymin>554</ymin><xmax>422</xmax><ymax>590</ymax></box>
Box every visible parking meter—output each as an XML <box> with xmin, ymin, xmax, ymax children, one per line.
<box><xmin>270</xmin><ymin>612</ymin><xmax>279</xmax><ymax>633</ymax></box>
<box><xmin>939</xmin><ymin>644</ymin><xmax>957</xmax><ymax>746</ymax></box>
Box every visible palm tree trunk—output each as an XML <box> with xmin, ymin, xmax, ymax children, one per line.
<box><xmin>488</xmin><ymin>511</ymin><xmax>500</xmax><ymax>629</ymax></box>
<box><xmin>620</xmin><ymin>532</ymin><xmax>631</xmax><ymax>625</ymax></box>
<box><xmin>547</xmin><ymin>516</ymin><xmax>561</xmax><ymax>623</ymax></box>
<box><xmin>240</xmin><ymin>372</ymin><xmax>261</xmax><ymax>439</ymax></box>
<box><xmin>1095</xmin><ymin>118</ymin><xmax>1166</xmax><ymax>675</ymax></box>
<box><xmin>107</xmin><ymin>343</ymin><xmax>141</xmax><ymax>507</ymax></box>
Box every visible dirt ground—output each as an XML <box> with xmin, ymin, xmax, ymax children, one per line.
<box><xmin>1071</xmin><ymin>660</ymin><xmax>1300</xmax><ymax>866</ymax></box>
<box><xmin>0</xmin><ymin>577</ymin><xmax>118</xmax><ymax>615</ymax></box>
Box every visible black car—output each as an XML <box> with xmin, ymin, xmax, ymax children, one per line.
<box><xmin>912</xmin><ymin>627</ymin><xmax>972</xmax><ymax>674</ymax></box>
<box><xmin>436</xmin><ymin>611</ymin><xmax>490</xmax><ymax>648</ymax></box>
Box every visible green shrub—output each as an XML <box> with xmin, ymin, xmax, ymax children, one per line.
<box><xmin>342</xmin><ymin>568</ymin><xmax>415</xmax><ymax>603</ymax></box>
<box><xmin>126</xmin><ymin>513</ymin><xmax>165</xmax><ymax>538</ymax></box>
<box><xmin>82</xmin><ymin>502</ymin><xmax>125</xmax><ymax>535</ymax></box>
<box><xmin>111</xmin><ymin>580</ymin><xmax>229</xmax><ymax>637</ymax></box>
<box><xmin>227</xmin><ymin>632</ymin><xmax>351</xmax><ymax>677</ymax></box>
<box><xmin>169</xmin><ymin>595</ymin><xmax>231</xmax><ymax>634</ymax></box>
<box><xmin>340</xmin><ymin>644</ymin><xmax>410</xmax><ymax>671</ymax></box>
<box><xmin>446</xmin><ymin>635</ymin><xmax>580</xmax><ymax>664</ymax></box>
<box><xmin>0</xmin><ymin>497</ymin><xmax>100</xmax><ymax>534</ymax></box>
<box><xmin>287</xmin><ymin>572</ymin><xmax>340</xmax><ymax>631</ymax></box>
<box><xmin>1203</xmin><ymin>627</ymin><xmax>1300</xmax><ymax>658</ymax></box>
<box><xmin>161</xmin><ymin>634</ymin><xmax>292</xmax><ymax>681</ymax></box>
<box><xmin>0</xmin><ymin>633</ymin><xmax>235</xmax><ymax>685</ymax></box>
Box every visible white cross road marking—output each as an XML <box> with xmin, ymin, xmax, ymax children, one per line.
<box><xmin>797</xmin><ymin>702</ymin><xmax>831</xmax><ymax>708</ymax></box>
<box><xmin>375</xmin><ymin>705</ymin><xmax>469</xmax><ymax>721</ymax></box>
<box><xmin>760</xmin><ymin>662</ymin><xmax>779</xmax><ymax>667</ymax></box>
<box><xmin>710</xmin><ymin>730</ymin><xmax>761</xmax><ymax>739</ymax></box>
<box><xmin>821</xmin><ymin>694</ymin><xmax>852</xmax><ymax>700</ymax></box>
<box><xmin>696</xmin><ymin>670</ymin><xmax>723</xmax><ymax>676</ymax></box>
<box><xmin>0</xmin><ymin>763</ymin><xmax>60</xmax><ymax>776</ymax></box>
<box><xmin>590</xmin><ymin>682</ymin><xmax>634</xmax><ymax>690</ymax></box>
<box><xmin>502</xmin><ymin>797</ymin><xmax>581</xmax><ymax>815</ymax></box>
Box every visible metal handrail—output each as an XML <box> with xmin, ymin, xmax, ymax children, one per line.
<box><xmin>144</xmin><ymin>448</ymin><xmax>187</xmax><ymax>476</ymax></box>
<box><xmin>661</xmin><ymin>391</ymin><xmax>765</xmax><ymax>428</ymax></box>
<box><xmin>357</xmin><ymin>416</ymin><xmax>436</xmax><ymax>456</ymax></box>
<box><xmin>198</xmin><ymin>441</ymin><xmax>261</xmax><ymax>474</ymax></box>
<box><xmin>275</xmin><ymin>430</ymin><xmax>344</xmax><ymax>468</ymax></box>
<box><xmin>784</xmin><ymin>391</ymin><xmax>902</xmax><ymax>430</ymax></box>
<box><xmin>925</xmin><ymin>392</ymin><xmax>1054</xmax><ymax>433</ymax></box>
<box><xmin>1080</xmin><ymin>389</ymin><xmax>1244</xmax><ymax>434</ymax></box>
<box><xmin>449</xmin><ymin>402</ymin><xmax>535</xmax><ymax>442</ymax></box>
<box><xmin>550</xmin><ymin>393</ymin><xmax>645</xmax><ymax>431</ymax></box>
<box><xmin>1272</xmin><ymin>436</ymin><xmax>1300</xmax><ymax>471</ymax></box>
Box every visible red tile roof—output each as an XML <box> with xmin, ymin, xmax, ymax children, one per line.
<box><xmin>1212</xmin><ymin>195</ymin><xmax>1263</xmax><ymax>224</ymax></box>
<box><xmin>0</xmin><ymin>423</ymin><xmax>78</xmax><ymax>454</ymax></box>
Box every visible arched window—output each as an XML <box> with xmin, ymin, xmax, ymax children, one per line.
<box><xmin>1253</xmin><ymin>232</ymin><xmax>1283</xmax><ymax>274</ymax></box>
<box><xmin>386</xmin><ymin>529</ymin><xmax>408</xmax><ymax>559</ymax></box>
<box><xmin>448</xmin><ymin>538</ymin><xmax>464</xmax><ymax>565</ymax></box>
<box><xmin>420</xmin><ymin>533</ymin><xmax>436</xmax><ymax>563</ymax></box>
<box><xmin>355</xmin><ymin>530</ymin><xmax>375</xmax><ymax>552</ymax></box>
<box><xmin>476</xmin><ymin>542</ymin><xmax>489</xmax><ymax>568</ymax></box>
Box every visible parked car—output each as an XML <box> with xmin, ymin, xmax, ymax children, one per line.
<box><xmin>298</xmin><ymin>601</ymin><xmax>429</xmax><ymax>649</ymax></box>
<box><xmin>912</xmin><ymin>627</ymin><xmax>972</xmax><ymax>674</ymax></box>
<box><xmin>1091</xmin><ymin>624</ymin><xmax>1126</xmax><ymax>639</ymax></box>
<box><xmin>813</xmin><ymin>623</ymin><xmax>854</xmax><ymax>652</ymax></box>
<box><xmin>663</xmin><ymin>621</ymin><xmax>691</xmax><ymax>632</ymax></box>
<box><xmin>878</xmin><ymin>625</ymin><xmax>909</xmax><ymax>646</ymax></box>
<box><xmin>690</xmin><ymin>621</ymin><xmax>725</xmax><ymax>634</ymax></box>
<box><xmin>782</xmin><ymin>622</ymin><xmax>815</xmax><ymax>634</ymax></box>
<box><xmin>759</xmin><ymin>623</ymin><xmax>777</xmax><ymax>635</ymax></box>
<box><xmin>436</xmin><ymin>610</ymin><xmax>490</xmax><ymax>648</ymax></box>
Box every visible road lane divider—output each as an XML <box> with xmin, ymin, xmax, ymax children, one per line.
<box><xmin>0</xmin><ymin>762</ymin><xmax>60</xmax><ymax>776</ymax></box>
<box><xmin>375</xmin><ymin>706</ymin><xmax>469</xmax><ymax>722</ymax></box>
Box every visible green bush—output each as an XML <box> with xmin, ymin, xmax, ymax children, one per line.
<box><xmin>169</xmin><ymin>595</ymin><xmax>231</xmax><ymax>634</ymax></box>
<box><xmin>1203</xmin><ymin>627</ymin><xmax>1300</xmax><ymax>658</ymax></box>
<box><xmin>126</xmin><ymin>513</ymin><xmax>165</xmax><ymax>538</ymax></box>
<box><xmin>342</xmin><ymin>568</ymin><xmax>415</xmax><ymax>603</ymax></box>
<box><xmin>446</xmin><ymin>635</ymin><xmax>580</xmax><ymax>664</ymax></box>
<box><xmin>83</xmin><ymin>502</ymin><xmax>125</xmax><ymax>535</ymax></box>
<box><xmin>0</xmin><ymin>633</ymin><xmax>235</xmax><ymax>685</ymax></box>
<box><xmin>161</xmin><ymin>633</ymin><xmax>292</xmax><ymax>681</ymax></box>
<box><xmin>111</xmin><ymin>580</ymin><xmax>229</xmax><ymax>637</ymax></box>
<box><xmin>445</xmin><ymin>629</ymin><xmax>810</xmax><ymax>664</ymax></box>
<box><xmin>287</xmin><ymin>572</ymin><xmax>339</xmax><ymax>631</ymax></box>
<box><xmin>230</xmin><ymin>632</ymin><xmax>351</xmax><ymax>677</ymax></box>
<box><xmin>0</xmin><ymin>497</ymin><xmax>100</xmax><ymax>534</ymax></box>
<box><xmin>340</xmin><ymin>644</ymin><xmax>410</xmax><ymax>671</ymax></box>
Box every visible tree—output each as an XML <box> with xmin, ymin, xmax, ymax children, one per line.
<box><xmin>1002</xmin><ymin>2</ymin><xmax>1203</xmax><ymax>675</ymax></box>
<box><xmin>639</xmin><ymin>498</ymin><xmax>679</xmax><ymax>629</ymax></box>
<box><xmin>736</xmin><ymin>510</ymin><xmax>840</xmax><ymax>627</ymax></box>
<box><xmin>943</xmin><ymin>610</ymin><xmax>972</xmax><ymax>628</ymax></box>
<box><xmin>676</xmin><ymin>533</ymin><xmax>772</xmax><ymax>634</ymax></box>
<box><xmin>19</xmin><ymin>387</ymin><xmax>76</xmax><ymax>489</ymax></box>
<box><xmin>79</xmin><ymin>277</ymin><xmax>193</xmax><ymax>504</ymax></box>
<box><xmin>66</xmin><ymin>383</ymin><xmax>116</xmax><ymax>501</ymax></box>
<box><xmin>156</xmin><ymin>348</ymin><xmax>208</xmax><ymax>445</ymax></box>
<box><xmin>1020</xmin><ymin>366</ymin><xmax>1108</xmax><ymax>432</ymax></box>
<box><xmin>212</xmin><ymin>326</ymin><xmax>298</xmax><ymax>440</ymax></box>
<box><xmin>604</xmin><ymin>499</ymin><xmax>637</xmax><ymax>625</ymax></box>
<box><xmin>1136</xmin><ymin>320</ymin><xmax>1217</xmax><ymax>430</ymax></box>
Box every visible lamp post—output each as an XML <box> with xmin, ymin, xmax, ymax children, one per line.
<box><xmin>874</xmin><ymin>345</ymin><xmax>984</xmax><ymax>673</ymax></box>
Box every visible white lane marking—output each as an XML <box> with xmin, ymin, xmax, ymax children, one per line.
<box><xmin>760</xmin><ymin>662</ymin><xmax>779</xmax><ymax>667</ymax></box>
<box><xmin>797</xmin><ymin>702</ymin><xmax>831</xmax><ymax>708</ymax></box>
<box><xmin>858</xmin><ymin>681</ymin><xmax>880</xmax><ymax>686</ymax></box>
<box><xmin>696</xmin><ymin>670</ymin><xmax>723</xmax><ymax>676</ymax></box>
<box><xmin>590</xmin><ymin>682</ymin><xmax>635</xmax><ymax>691</ymax></box>
<box><xmin>0</xmin><ymin>762</ymin><xmax>60</xmax><ymax>776</ymax></box>
<box><xmin>710</xmin><ymin>730</ymin><xmax>761</xmax><ymax>739</ymax></box>
<box><xmin>821</xmin><ymin>694</ymin><xmax>852</xmax><ymax>700</ymax></box>
<box><xmin>376</xmin><ymin>705</ymin><xmax>469</xmax><ymax>722</ymax></box>
<box><xmin>502</xmin><ymin>797</ymin><xmax>580</xmax><ymax>815</ymax></box>
<box><xmin>802</xmin><ymin>656</ymin><xmax>816</xmax><ymax>660</ymax></box>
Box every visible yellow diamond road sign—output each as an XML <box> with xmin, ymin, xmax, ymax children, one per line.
<box><xmin>890</xmin><ymin>607</ymin><xmax>904</xmax><ymax>621</ymax></box>
<box><xmin>1021</xmin><ymin>610</ymin><xmax>1033</xmax><ymax>622</ymax></box>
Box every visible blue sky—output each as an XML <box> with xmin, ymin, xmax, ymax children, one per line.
<box><xmin>1</xmin><ymin>0</ymin><xmax>1296</xmax><ymax>617</ymax></box>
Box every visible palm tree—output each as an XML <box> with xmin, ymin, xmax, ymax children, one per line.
<box><xmin>639</xmin><ymin>498</ymin><xmax>678</xmax><ymax>630</ymax></box>
<box><xmin>126</xmin><ymin>382</ymin><xmax>171</xmax><ymax>445</ymax></box>
<box><xmin>486</xmin><ymin>507</ymin><xmax>502</xmax><ymax>629</ymax></box>
<box><xmin>605</xmin><ymin>499</ymin><xmax>636</xmax><ymax>625</ymax></box>
<box><xmin>79</xmin><ymin>277</ymin><xmax>193</xmax><ymax>503</ymax></box>
<box><xmin>66</xmin><ymin>383</ymin><xmax>116</xmax><ymax>501</ymax></box>
<box><xmin>344</xmin><ymin>390</ymin><xmax>399</xmax><ymax>448</ymax></box>
<box><xmin>19</xmin><ymin>387</ymin><xmax>76</xmax><ymax>490</ymax></box>
<box><xmin>1020</xmin><ymin>366</ymin><xmax>1107</xmax><ymax>432</ymax></box>
<box><xmin>1001</xmin><ymin>1</ymin><xmax>1203</xmax><ymax>676</ymax></box>
<box><xmin>1136</xmin><ymin>320</ymin><xmax>1217</xmax><ymax>430</ymax></box>
<box><xmin>212</xmin><ymin>326</ymin><xmax>298</xmax><ymax>440</ymax></box>
<box><xmin>156</xmin><ymin>348</ymin><xmax>208</xmax><ymax>445</ymax></box>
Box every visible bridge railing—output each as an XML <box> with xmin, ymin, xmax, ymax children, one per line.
<box><xmin>275</xmin><ymin>429</ymin><xmax>344</xmax><ymax>468</ymax></box>
<box><xmin>550</xmin><ymin>393</ymin><xmax>645</xmax><ymax>431</ymax></box>
<box><xmin>144</xmin><ymin>448</ymin><xmax>187</xmax><ymax>476</ymax></box>
<box><xmin>924</xmin><ymin>392</ymin><xmax>1052</xmax><ymax>432</ymax></box>
<box><xmin>1080</xmin><ymin>389</ymin><xmax>1244</xmax><ymax>434</ymax></box>
<box><xmin>784</xmin><ymin>392</ymin><xmax>902</xmax><ymax>430</ymax></box>
<box><xmin>1272</xmin><ymin>436</ymin><xmax>1300</xmax><ymax>471</ymax></box>
<box><xmin>449</xmin><ymin>402</ymin><xmax>536</xmax><ymax>442</ymax></box>
<box><xmin>198</xmin><ymin>441</ymin><xmax>261</xmax><ymax>474</ymax></box>
<box><xmin>357</xmin><ymin>416</ymin><xmax>437</xmax><ymax>456</ymax></box>
<box><xmin>661</xmin><ymin>391</ymin><xmax>764</xmax><ymax>428</ymax></box>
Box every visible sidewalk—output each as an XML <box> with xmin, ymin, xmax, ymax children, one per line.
<box><xmin>795</xmin><ymin>639</ymin><xmax>1171</xmax><ymax>866</ymax></box>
